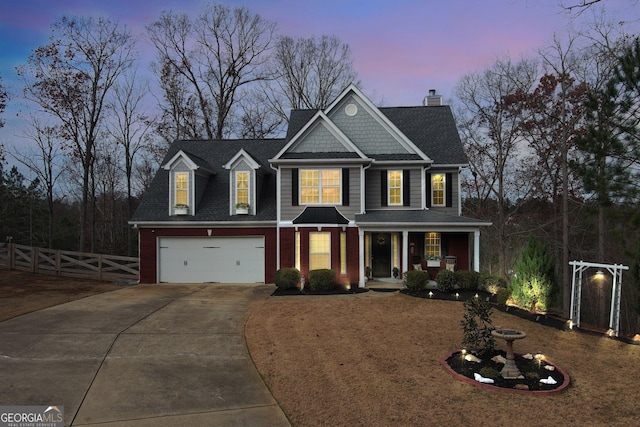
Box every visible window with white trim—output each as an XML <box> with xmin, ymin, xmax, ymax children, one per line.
<box><xmin>309</xmin><ymin>232</ymin><xmax>331</xmax><ymax>270</ymax></box>
<box><xmin>175</xmin><ymin>172</ymin><xmax>188</xmax><ymax>206</ymax></box>
<box><xmin>388</xmin><ymin>170</ymin><xmax>402</xmax><ymax>205</ymax></box>
<box><xmin>425</xmin><ymin>232</ymin><xmax>441</xmax><ymax>258</ymax></box>
<box><xmin>236</xmin><ymin>171</ymin><xmax>249</xmax><ymax>206</ymax></box>
<box><xmin>300</xmin><ymin>169</ymin><xmax>341</xmax><ymax>204</ymax></box>
<box><xmin>432</xmin><ymin>174</ymin><xmax>445</xmax><ymax>206</ymax></box>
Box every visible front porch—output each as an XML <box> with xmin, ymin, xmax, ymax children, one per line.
<box><xmin>358</xmin><ymin>229</ymin><xmax>482</xmax><ymax>288</ymax></box>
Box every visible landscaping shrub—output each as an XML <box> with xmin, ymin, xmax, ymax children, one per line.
<box><xmin>480</xmin><ymin>273</ymin><xmax>507</xmax><ymax>294</ymax></box>
<box><xmin>436</xmin><ymin>269</ymin><xmax>456</xmax><ymax>292</ymax></box>
<box><xmin>308</xmin><ymin>269</ymin><xmax>336</xmax><ymax>291</ymax></box>
<box><xmin>274</xmin><ymin>268</ymin><xmax>300</xmax><ymax>290</ymax></box>
<box><xmin>455</xmin><ymin>270</ymin><xmax>480</xmax><ymax>290</ymax></box>
<box><xmin>404</xmin><ymin>270</ymin><xmax>429</xmax><ymax>291</ymax></box>
<box><xmin>509</xmin><ymin>236</ymin><xmax>557</xmax><ymax>312</ymax></box>
<box><xmin>460</xmin><ymin>297</ymin><xmax>495</xmax><ymax>357</ymax></box>
<box><xmin>480</xmin><ymin>366</ymin><xmax>501</xmax><ymax>379</ymax></box>
<box><xmin>496</xmin><ymin>288</ymin><xmax>511</xmax><ymax>305</ymax></box>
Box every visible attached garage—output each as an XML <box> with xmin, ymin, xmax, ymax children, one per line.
<box><xmin>158</xmin><ymin>236</ymin><xmax>265</xmax><ymax>283</ymax></box>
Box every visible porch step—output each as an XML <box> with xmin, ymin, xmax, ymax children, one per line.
<box><xmin>366</xmin><ymin>279</ymin><xmax>404</xmax><ymax>290</ymax></box>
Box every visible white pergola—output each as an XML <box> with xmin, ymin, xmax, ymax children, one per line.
<box><xmin>569</xmin><ymin>260</ymin><xmax>630</xmax><ymax>337</ymax></box>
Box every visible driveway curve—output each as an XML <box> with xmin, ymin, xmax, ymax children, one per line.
<box><xmin>0</xmin><ymin>283</ymin><xmax>290</xmax><ymax>426</ymax></box>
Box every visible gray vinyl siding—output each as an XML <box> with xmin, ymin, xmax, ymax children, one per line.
<box><xmin>365</xmin><ymin>167</ymin><xmax>422</xmax><ymax>210</ymax></box>
<box><xmin>290</xmin><ymin>122</ymin><xmax>350</xmax><ymax>153</ymax></box>
<box><xmin>363</xmin><ymin>167</ymin><xmax>460</xmax><ymax>213</ymax></box>
<box><xmin>428</xmin><ymin>169</ymin><xmax>460</xmax><ymax>215</ymax></box>
<box><xmin>328</xmin><ymin>95</ymin><xmax>411</xmax><ymax>155</ymax></box>
<box><xmin>280</xmin><ymin>167</ymin><xmax>361</xmax><ymax>221</ymax></box>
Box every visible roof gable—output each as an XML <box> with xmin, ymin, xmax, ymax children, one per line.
<box><xmin>223</xmin><ymin>148</ymin><xmax>261</xmax><ymax>170</ymax></box>
<box><xmin>325</xmin><ymin>85</ymin><xmax>431</xmax><ymax>161</ymax></box>
<box><xmin>162</xmin><ymin>150</ymin><xmax>215</xmax><ymax>174</ymax></box>
<box><xmin>271</xmin><ymin>111</ymin><xmax>367</xmax><ymax>162</ymax></box>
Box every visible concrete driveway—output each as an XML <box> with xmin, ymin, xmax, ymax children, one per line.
<box><xmin>0</xmin><ymin>283</ymin><xmax>291</xmax><ymax>426</ymax></box>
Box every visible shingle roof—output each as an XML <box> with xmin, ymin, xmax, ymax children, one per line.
<box><xmin>355</xmin><ymin>209</ymin><xmax>491</xmax><ymax>225</ymax></box>
<box><xmin>132</xmin><ymin>103</ymin><xmax>469</xmax><ymax>224</ymax></box>
<box><xmin>286</xmin><ymin>105</ymin><xmax>467</xmax><ymax>165</ymax></box>
<box><xmin>293</xmin><ymin>206</ymin><xmax>350</xmax><ymax>224</ymax></box>
<box><xmin>130</xmin><ymin>139</ymin><xmax>285</xmax><ymax>223</ymax></box>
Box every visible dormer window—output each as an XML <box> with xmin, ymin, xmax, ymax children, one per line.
<box><xmin>175</xmin><ymin>172</ymin><xmax>189</xmax><ymax>206</ymax></box>
<box><xmin>300</xmin><ymin>169</ymin><xmax>341</xmax><ymax>204</ymax></box>
<box><xmin>236</xmin><ymin>171</ymin><xmax>249</xmax><ymax>206</ymax></box>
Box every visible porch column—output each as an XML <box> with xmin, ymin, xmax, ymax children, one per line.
<box><xmin>474</xmin><ymin>230</ymin><xmax>480</xmax><ymax>272</ymax></box>
<box><xmin>358</xmin><ymin>228</ymin><xmax>366</xmax><ymax>287</ymax></box>
<box><xmin>402</xmin><ymin>230</ymin><xmax>409</xmax><ymax>278</ymax></box>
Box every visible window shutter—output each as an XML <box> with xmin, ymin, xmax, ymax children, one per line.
<box><xmin>425</xmin><ymin>173</ymin><xmax>431</xmax><ymax>208</ymax></box>
<box><xmin>446</xmin><ymin>173</ymin><xmax>453</xmax><ymax>208</ymax></box>
<box><xmin>342</xmin><ymin>168</ymin><xmax>349</xmax><ymax>206</ymax></box>
<box><xmin>403</xmin><ymin>170</ymin><xmax>410</xmax><ymax>206</ymax></box>
<box><xmin>380</xmin><ymin>170</ymin><xmax>387</xmax><ymax>206</ymax></box>
<box><xmin>292</xmin><ymin>168</ymin><xmax>299</xmax><ymax>206</ymax></box>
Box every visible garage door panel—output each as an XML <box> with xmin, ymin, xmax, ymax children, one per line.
<box><xmin>158</xmin><ymin>237</ymin><xmax>265</xmax><ymax>283</ymax></box>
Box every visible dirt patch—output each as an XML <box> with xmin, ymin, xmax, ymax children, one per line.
<box><xmin>246</xmin><ymin>291</ymin><xmax>640</xmax><ymax>427</ymax></box>
<box><xmin>0</xmin><ymin>268</ymin><xmax>126</xmax><ymax>322</ymax></box>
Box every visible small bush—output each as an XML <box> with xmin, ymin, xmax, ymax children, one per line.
<box><xmin>274</xmin><ymin>268</ymin><xmax>301</xmax><ymax>290</ymax></box>
<box><xmin>480</xmin><ymin>273</ymin><xmax>507</xmax><ymax>294</ymax></box>
<box><xmin>455</xmin><ymin>270</ymin><xmax>480</xmax><ymax>291</ymax></box>
<box><xmin>404</xmin><ymin>270</ymin><xmax>429</xmax><ymax>291</ymax></box>
<box><xmin>496</xmin><ymin>288</ymin><xmax>511</xmax><ymax>305</ymax></box>
<box><xmin>436</xmin><ymin>269</ymin><xmax>456</xmax><ymax>292</ymax></box>
<box><xmin>480</xmin><ymin>367</ymin><xmax>501</xmax><ymax>379</ymax></box>
<box><xmin>510</xmin><ymin>236</ymin><xmax>557</xmax><ymax>312</ymax></box>
<box><xmin>460</xmin><ymin>297</ymin><xmax>495</xmax><ymax>357</ymax></box>
<box><xmin>308</xmin><ymin>269</ymin><xmax>336</xmax><ymax>291</ymax></box>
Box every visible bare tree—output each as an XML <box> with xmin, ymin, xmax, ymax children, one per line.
<box><xmin>261</xmin><ymin>35</ymin><xmax>360</xmax><ymax>123</ymax></box>
<box><xmin>11</xmin><ymin>115</ymin><xmax>64</xmax><ymax>247</ymax></box>
<box><xmin>147</xmin><ymin>3</ymin><xmax>276</xmax><ymax>139</ymax></box>
<box><xmin>107</xmin><ymin>70</ymin><xmax>154</xmax><ymax>255</ymax></box>
<box><xmin>152</xmin><ymin>57</ymin><xmax>204</xmax><ymax>143</ymax></box>
<box><xmin>454</xmin><ymin>56</ymin><xmax>539</xmax><ymax>277</ymax></box>
<box><xmin>17</xmin><ymin>16</ymin><xmax>136</xmax><ymax>251</ymax></box>
<box><xmin>0</xmin><ymin>76</ymin><xmax>6</xmax><ymax>129</ymax></box>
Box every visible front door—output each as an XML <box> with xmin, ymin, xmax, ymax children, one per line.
<box><xmin>371</xmin><ymin>233</ymin><xmax>391</xmax><ymax>277</ymax></box>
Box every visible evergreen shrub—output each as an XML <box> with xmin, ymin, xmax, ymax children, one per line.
<box><xmin>455</xmin><ymin>270</ymin><xmax>480</xmax><ymax>290</ymax></box>
<box><xmin>274</xmin><ymin>268</ymin><xmax>300</xmax><ymax>290</ymax></box>
<box><xmin>509</xmin><ymin>236</ymin><xmax>557</xmax><ymax>312</ymax></box>
<box><xmin>404</xmin><ymin>270</ymin><xmax>429</xmax><ymax>291</ymax></box>
<box><xmin>436</xmin><ymin>269</ymin><xmax>456</xmax><ymax>292</ymax></box>
<box><xmin>308</xmin><ymin>269</ymin><xmax>336</xmax><ymax>291</ymax></box>
<box><xmin>481</xmin><ymin>273</ymin><xmax>507</xmax><ymax>294</ymax></box>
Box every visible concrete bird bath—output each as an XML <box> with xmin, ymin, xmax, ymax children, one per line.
<box><xmin>492</xmin><ymin>328</ymin><xmax>527</xmax><ymax>379</ymax></box>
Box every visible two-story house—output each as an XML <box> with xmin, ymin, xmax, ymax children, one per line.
<box><xmin>130</xmin><ymin>84</ymin><xmax>491</xmax><ymax>286</ymax></box>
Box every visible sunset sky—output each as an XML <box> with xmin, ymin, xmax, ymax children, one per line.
<box><xmin>0</xmin><ymin>0</ymin><xmax>637</xmax><ymax>131</ymax></box>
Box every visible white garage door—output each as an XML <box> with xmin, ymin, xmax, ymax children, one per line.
<box><xmin>158</xmin><ymin>236</ymin><xmax>265</xmax><ymax>283</ymax></box>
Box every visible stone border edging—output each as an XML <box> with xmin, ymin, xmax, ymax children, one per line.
<box><xmin>439</xmin><ymin>350</ymin><xmax>571</xmax><ymax>395</ymax></box>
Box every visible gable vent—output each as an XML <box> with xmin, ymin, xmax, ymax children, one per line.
<box><xmin>424</xmin><ymin>89</ymin><xmax>443</xmax><ymax>106</ymax></box>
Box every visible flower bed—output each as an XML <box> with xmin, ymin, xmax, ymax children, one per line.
<box><xmin>441</xmin><ymin>349</ymin><xmax>570</xmax><ymax>394</ymax></box>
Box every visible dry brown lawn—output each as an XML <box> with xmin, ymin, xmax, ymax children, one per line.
<box><xmin>246</xmin><ymin>291</ymin><xmax>640</xmax><ymax>427</ymax></box>
<box><xmin>3</xmin><ymin>270</ymin><xmax>639</xmax><ymax>426</ymax></box>
<box><xmin>0</xmin><ymin>268</ymin><xmax>125</xmax><ymax>322</ymax></box>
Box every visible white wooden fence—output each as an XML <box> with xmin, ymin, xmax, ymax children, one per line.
<box><xmin>0</xmin><ymin>243</ymin><xmax>139</xmax><ymax>282</ymax></box>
